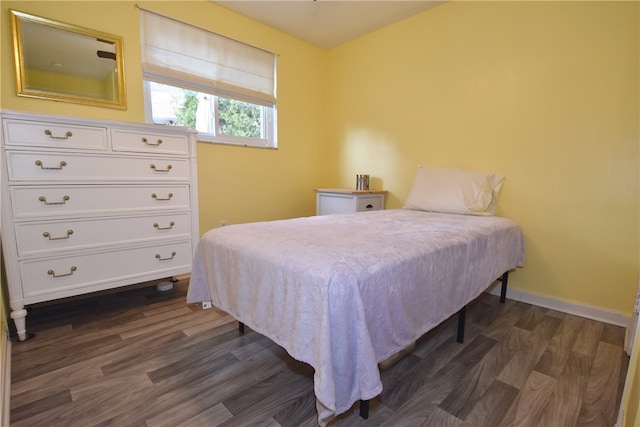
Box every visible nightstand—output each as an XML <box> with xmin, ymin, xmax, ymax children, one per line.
<box><xmin>315</xmin><ymin>188</ymin><xmax>387</xmax><ymax>215</ymax></box>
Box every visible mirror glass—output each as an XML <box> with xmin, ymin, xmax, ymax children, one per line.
<box><xmin>10</xmin><ymin>10</ymin><xmax>126</xmax><ymax>109</ymax></box>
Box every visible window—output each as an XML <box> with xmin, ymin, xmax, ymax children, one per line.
<box><xmin>145</xmin><ymin>82</ymin><xmax>275</xmax><ymax>147</ymax></box>
<box><xmin>139</xmin><ymin>9</ymin><xmax>277</xmax><ymax>148</ymax></box>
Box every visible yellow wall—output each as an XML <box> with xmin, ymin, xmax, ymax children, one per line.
<box><xmin>25</xmin><ymin>68</ymin><xmax>109</xmax><ymax>99</ymax></box>
<box><xmin>0</xmin><ymin>1</ymin><xmax>638</xmax><ymax>316</ymax></box>
<box><xmin>1</xmin><ymin>0</ymin><xmax>329</xmax><ymax>234</ymax></box>
<box><xmin>327</xmin><ymin>1</ymin><xmax>639</xmax><ymax>316</ymax></box>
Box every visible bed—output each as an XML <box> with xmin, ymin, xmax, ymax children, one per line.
<box><xmin>187</xmin><ymin>166</ymin><xmax>525</xmax><ymax>425</ymax></box>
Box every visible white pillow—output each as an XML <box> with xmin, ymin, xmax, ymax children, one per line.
<box><xmin>403</xmin><ymin>165</ymin><xmax>505</xmax><ymax>216</ymax></box>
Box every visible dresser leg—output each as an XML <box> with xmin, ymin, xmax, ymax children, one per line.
<box><xmin>10</xmin><ymin>308</ymin><xmax>28</xmax><ymax>341</ymax></box>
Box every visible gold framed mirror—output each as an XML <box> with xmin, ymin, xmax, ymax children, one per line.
<box><xmin>10</xmin><ymin>10</ymin><xmax>127</xmax><ymax>109</ymax></box>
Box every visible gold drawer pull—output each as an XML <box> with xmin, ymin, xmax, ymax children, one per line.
<box><xmin>142</xmin><ymin>137</ymin><xmax>163</xmax><ymax>146</ymax></box>
<box><xmin>151</xmin><ymin>192</ymin><xmax>173</xmax><ymax>201</ymax></box>
<box><xmin>150</xmin><ymin>164</ymin><xmax>172</xmax><ymax>172</ymax></box>
<box><xmin>43</xmin><ymin>230</ymin><xmax>74</xmax><ymax>240</ymax></box>
<box><xmin>39</xmin><ymin>195</ymin><xmax>70</xmax><ymax>205</ymax></box>
<box><xmin>153</xmin><ymin>221</ymin><xmax>175</xmax><ymax>230</ymax></box>
<box><xmin>44</xmin><ymin>129</ymin><xmax>73</xmax><ymax>140</ymax></box>
<box><xmin>35</xmin><ymin>160</ymin><xmax>67</xmax><ymax>170</ymax></box>
<box><xmin>48</xmin><ymin>266</ymin><xmax>77</xmax><ymax>278</ymax></box>
<box><xmin>155</xmin><ymin>251</ymin><xmax>176</xmax><ymax>261</ymax></box>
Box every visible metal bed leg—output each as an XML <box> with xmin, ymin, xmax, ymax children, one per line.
<box><xmin>359</xmin><ymin>399</ymin><xmax>369</xmax><ymax>419</ymax></box>
<box><xmin>500</xmin><ymin>271</ymin><xmax>509</xmax><ymax>304</ymax></box>
<box><xmin>457</xmin><ymin>305</ymin><xmax>466</xmax><ymax>343</ymax></box>
<box><xmin>238</xmin><ymin>322</ymin><xmax>245</xmax><ymax>335</ymax></box>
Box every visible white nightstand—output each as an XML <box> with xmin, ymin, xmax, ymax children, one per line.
<box><xmin>315</xmin><ymin>188</ymin><xmax>387</xmax><ymax>215</ymax></box>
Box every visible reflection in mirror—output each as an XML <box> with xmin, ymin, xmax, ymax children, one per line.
<box><xmin>10</xmin><ymin>10</ymin><xmax>126</xmax><ymax>109</ymax></box>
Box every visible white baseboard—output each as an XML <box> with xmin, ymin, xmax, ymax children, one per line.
<box><xmin>0</xmin><ymin>330</ymin><xmax>11</xmax><ymax>427</ymax></box>
<box><xmin>488</xmin><ymin>284</ymin><xmax>630</xmax><ymax>327</ymax></box>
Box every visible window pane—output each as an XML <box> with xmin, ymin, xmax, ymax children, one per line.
<box><xmin>218</xmin><ymin>97</ymin><xmax>262</xmax><ymax>138</ymax></box>
<box><xmin>146</xmin><ymin>80</ymin><xmax>275</xmax><ymax>148</ymax></box>
<box><xmin>149</xmin><ymin>81</ymin><xmax>197</xmax><ymax>127</ymax></box>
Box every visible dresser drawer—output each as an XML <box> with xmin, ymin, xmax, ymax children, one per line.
<box><xmin>111</xmin><ymin>129</ymin><xmax>189</xmax><ymax>156</ymax></box>
<box><xmin>19</xmin><ymin>241</ymin><xmax>193</xmax><ymax>302</ymax></box>
<box><xmin>6</xmin><ymin>152</ymin><xmax>190</xmax><ymax>183</ymax></box>
<box><xmin>3</xmin><ymin>119</ymin><xmax>108</xmax><ymax>151</ymax></box>
<box><xmin>10</xmin><ymin>184</ymin><xmax>190</xmax><ymax>219</ymax></box>
<box><xmin>15</xmin><ymin>212</ymin><xmax>192</xmax><ymax>257</ymax></box>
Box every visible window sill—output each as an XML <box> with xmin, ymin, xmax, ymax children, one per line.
<box><xmin>196</xmin><ymin>135</ymin><xmax>277</xmax><ymax>150</ymax></box>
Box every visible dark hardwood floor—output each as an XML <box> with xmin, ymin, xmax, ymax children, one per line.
<box><xmin>10</xmin><ymin>278</ymin><xmax>629</xmax><ymax>426</ymax></box>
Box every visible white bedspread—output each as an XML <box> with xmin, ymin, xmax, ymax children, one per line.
<box><xmin>187</xmin><ymin>209</ymin><xmax>525</xmax><ymax>425</ymax></box>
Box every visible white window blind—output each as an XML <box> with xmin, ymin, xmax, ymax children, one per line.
<box><xmin>140</xmin><ymin>9</ymin><xmax>277</xmax><ymax>107</ymax></box>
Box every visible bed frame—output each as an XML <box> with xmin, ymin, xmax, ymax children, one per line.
<box><xmin>237</xmin><ymin>270</ymin><xmax>511</xmax><ymax>419</ymax></box>
<box><xmin>189</xmin><ymin>209</ymin><xmax>524</xmax><ymax>425</ymax></box>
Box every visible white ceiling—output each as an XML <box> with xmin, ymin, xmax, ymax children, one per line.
<box><xmin>214</xmin><ymin>1</ymin><xmax>446</xmax><ymax>49</ymax></box>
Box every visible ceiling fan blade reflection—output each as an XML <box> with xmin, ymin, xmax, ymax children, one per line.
<box><xmin>97</xmin><ymin>50</ymin><xmax>116</xmax><ymax>60</ymax></box>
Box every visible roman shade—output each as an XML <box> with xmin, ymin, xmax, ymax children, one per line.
<box><xmin>139</xmin><ymin>9</ymin><xmax>277</xmax><ymax>106</ymax></box>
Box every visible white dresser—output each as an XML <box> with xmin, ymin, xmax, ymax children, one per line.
<box><xmin>315</xmin><ymin>188</ymin><xmax>387</xmax><ymax>215</ymax></box>
<box><xmin>0</xmin><ymin>111</ymin><xmax>199</xmax><ymax>341</ymax></box>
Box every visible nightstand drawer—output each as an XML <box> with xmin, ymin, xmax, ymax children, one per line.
<box><xmin>356</xmin><ymin>196</ymin><xmax>383</xmax><ymax>212</ymax></box>
<box><xmin>315</xmin><ymin>189</ymin><xmax>386</xmax><ymax>215</ymax></box>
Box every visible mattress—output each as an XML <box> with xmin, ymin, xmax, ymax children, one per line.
<box><xmin>187</xmin><ymin>208</ymin><xmax>525</xmax><ymax>425</ymax></box>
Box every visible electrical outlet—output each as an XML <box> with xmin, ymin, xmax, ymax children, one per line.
<box><xmin>202</xmin><ymin>301</ymin><xmax>212</xmax><ymax>309</ymax></box>
<box><xmin>220</xmin><ymin>220</ymin><xmax>227</xmax><ymax>227</ymax></box>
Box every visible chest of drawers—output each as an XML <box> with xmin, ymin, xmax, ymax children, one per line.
<box><xmin>0</xmin><ymin>111</ymin><xmax>199</xmax><ymax>341</ymax></box>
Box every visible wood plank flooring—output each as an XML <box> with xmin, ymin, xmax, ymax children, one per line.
<box><xmin>10</xmin><ymin>278</ymin><xmax>629</xmax><ymax>426</ymax></box>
